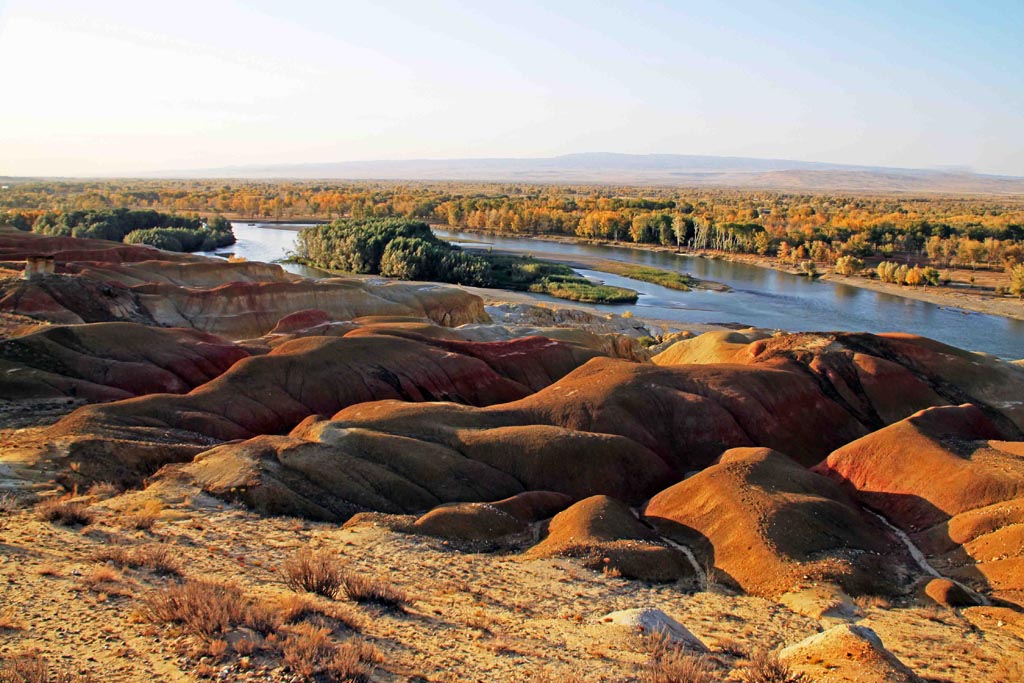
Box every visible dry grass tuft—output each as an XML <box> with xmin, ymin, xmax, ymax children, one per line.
<box><xmin>142</xmin><ymin>579</ymin><xmax>250</xmax><ymax>638</ymax></box>
<box><xmin>0</xmin><ymin>492</ymin><xmax>24</xmax><ymax>514</ymax></box>
<box><xmin>281</xmin><ymin>625</ymin><xmax>381</xmax><ymax>683</ymax></box>
<box><xmin>82</xmin><ymin>566</ymin><xmax>121</xmax><ymax>590</ymax></box>
<box><xmin>92</xmin><ymin>544</ymin><xmax>181</xmax><ymax>576</ymax></box>
<box><xmin>282</xmin><ymin>547</ymin><xmax>344</xmax><ymax>599</ymax></box>
<box><xmin>280</xmin><ymin>623</ymin><xmax>334</xmax><ymax>677</ymax></box>
<box><xmin>853</xmin><ymin>594</ymin><xmax>891</xmax><ymax>611</ymax></box>
<box><xmin>643</xmin><ymin>651</ymin><xmax>718</xmax><ymax>683</ymax></box>
<box><xmin>341</xmin><ymin>573</ymin><xmax>410</xmax><ymax>610</ymax></box>
<box><xmin>328</xmin><ymin>639</ymin><xmax>382</xmax><ymax>683</ymax></box>
<box><xmin>713</xmin><ymin>636</ymin><xmax>749</xmax><ymax>658</ymax></box>
<box><xmin>0</xmin><ymin>652</ymin><xmax>92</xmax><ymax>683</ymax></box>
<box><xmin>275</xmin><ymin>593</ymin><xmax>364</xmax><ymax>632</ymax></box>
<box><xmin>34</xmin><ymin>498</ymin><xmax>93</xmax><ymax>526</ymax></box>
<box><xmin>738</xmin><ymin>651</ymin><xmax>810</xmax><ymax>683</ymax></box>
<box><xmin>85</xmin><ymin>482</ymin><xmax>119</xmax><ymax>501</ymax></box>
<box><xmin>121</xmin><ymin>500</ymin><xmax>163</xmax><ymax>531</ymax></box>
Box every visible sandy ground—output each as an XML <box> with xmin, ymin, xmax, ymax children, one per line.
<box><xmin>2</xmin><ymin>472</ymin><xmax>1022</xmax><ymax>683</ymax></box>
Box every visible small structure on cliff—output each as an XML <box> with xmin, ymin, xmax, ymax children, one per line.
<box><xmin>22</xmin><ymin>256</ymin><xmax>56</xmax><ymax>280</ymax></box>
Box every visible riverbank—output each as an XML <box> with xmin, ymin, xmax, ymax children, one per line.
<box><xmin>820</xmin><ymin>273</ymin><xmax>1024</xmax><ymax>322</ymax></box>
<box><xmin>428</xmin><ymin>226</ymin><xmax>1024</xmax><ymax>323</ymax></box>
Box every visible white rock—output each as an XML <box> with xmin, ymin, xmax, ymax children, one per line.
<box><xmin>599</xmin><ymin>608</ymin><xmax>706</xmax><ymax>652</ymax></box>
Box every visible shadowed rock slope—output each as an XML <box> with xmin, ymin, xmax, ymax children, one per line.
<box><xmin>815</xmin><ymin>404</ymin><xmax>1024</xmax><ymax>607</ymax></box>
<box><xmin>0</xmin><ymin>322</ymin><xmax>248</xmax><ymax>401</ymax></box>
<box><xmin>46</xmin><ymin>331</ymin><xmax>603</xmax><ymax>485</ymax></box>
<box><xmin>525</xmin><ymin>495</ymin><xmax>695</xmax><ymax>582</ymax></box>
<box><xmin>644</xmin><ymin>448</ymin><xmax>906</xmax><ymax>597</ymax></box>
<box><xmin>655</xmin><ymin>330</ymin><xmax>1024</xmax><ymax>435</ymax></box>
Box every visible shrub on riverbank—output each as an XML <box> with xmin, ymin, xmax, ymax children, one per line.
<box><xmin>32</xmin><ymin>209</ymin><xmax>234</xmax><ymax>253</ymax></box>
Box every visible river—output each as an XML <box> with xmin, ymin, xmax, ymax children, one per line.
<box><xmin>210</xmin><ymin>222</ymin><xmax>1023</xmax><ymax>358</ymax></box>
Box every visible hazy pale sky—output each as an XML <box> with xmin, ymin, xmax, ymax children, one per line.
<box><xmin>1</xmin><ymin>0</ymin><xmax>1022</xmax><ymax>176</ymax></box>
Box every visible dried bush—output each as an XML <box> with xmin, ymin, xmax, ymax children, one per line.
<box><xmin>280</xmin><ymin>625</ymin><xmax>379</xmax><ymax>683</ymax></box>
<box><xmin>0</xmin><ymin>653</ymin><xmax>92</xmax><ymax>683</ymax></box>
<box><xmin>282</xmin><ymin>547</ymin><xmax>344</xmax><ymax>599</ymax></box>
<box><xmin>275</xmin><ymin>593</ymin><xmax>363</xmax><ymax>632</ymax></box>
<box><xmin>142</xmin><ymin>579</ymin><xmax>249</xmax><ymax>638</ymax></box>
<box><xmin>34</xmin><ymin>498</ymin><xmax>93</xmax><ymax>526</ymax></box>
<box><xmin>243</xmin><ymin>600</ymin><xmax>284</xmax><ymax>636</ymax></box>
<box><xmin>92</xmin><ymin>544</ymin><xmax>181</xmax><ymax>576</ymax></box>
<box><xmin>121</xmin><ymin>500</ymin><xmax>163</xmax><ymax>531</ymax></box>
<box><xmin>82</xmin><ymin>566</ymin><xmax>121</xmax><ymax>590</ymax></box>
<box><xmin>738</xmin><ymin>651</ymin><xmax>809</xmax><ymax>683</ymax></box>
<box><xmin>0</xmin><ymin>492</ymin><xmax>23</xmax><ymax>514</ymax></box>
<box><xmin>341</xmin><ymin>573</ymin><xmax>409</xmax><ymax>609</ymax></box>
<box><xmin>643</xmin><ymin>651</ymin><xmax>717</xmax><ymax>683</ymax></box>
<box><xmin>281</xmin><ymin>624</ymin><xmax>334</xmax><ymax>677</ymax></box>
<box><xmin>86</xmin><ymin>482</ymin><xmax>119</xmax><ymax>501</ymax></box>
<box><xmin>327</xmin><ymin>640</ymin><xmax>381</xmax><ymax>683</ymax></box>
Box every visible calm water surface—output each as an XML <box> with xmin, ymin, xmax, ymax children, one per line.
<box><xmin>212</xmin><ymin>223</ymin><xmax>1023</xmax><ymax>359</ymax></box>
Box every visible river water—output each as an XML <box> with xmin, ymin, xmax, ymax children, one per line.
<box><xmin>212</xmin><ymin>222</ymin><xmax>1023</xmax><ymax>358</ymax></box>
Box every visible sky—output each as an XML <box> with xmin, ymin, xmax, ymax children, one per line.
<box><xmin>1</xmin><ymin>0</ymin><xmax>1022</xmax><ymax>177</ymax></box>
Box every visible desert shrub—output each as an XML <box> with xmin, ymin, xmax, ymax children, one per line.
<box><xmin>738</xmin><ymin>651</ymin><xmax>809</xmax><ymax>683</ymax></box>
<box><xmin>0</xmin><ymin>493</ymin><xmax>23</xmax><ymax>514</ymax></box>
<box><xmin>34</xmin><ymin>498</ymin><xmax>93</xmax><ymax>526</ymax></box>
<box><xmin>92</xmin><ymin>544</ymin><xmax>181</xmax><ymax>575</ymax></box>
<box><xmin>275</xmin><ymin>593</ymin><xmax>363</xmax><ymax>632</ymax></box>
<box><xmin>82</xmin><ymin>566</ymin><xmax>121</xmax><ymax>590</ymax></box>
<box><xmin>120</xmin><ymin>500</ymin><xmax>163</xmax><ymax>531</ymax></box>
<box><xmin>643</xmin><ymin>651</ymin><xmax>717</xmax><ymax>683</ymax></box>
<box><xmin>0</xmin><ymin>653</ymin><xmax>92</xmax><ymax>683</ymax></box>
<box><xmin>281</xmin><ymin>625</ymin><xmax>380</xmax><ymax>682</ymax></box>
<box><xmin>282</xmin><ymin>547</ymin><xmax>344</xmax><ymax>599</ymax></box>
<box><xmin>341</xmin><ymin>573</ymin><xmax>409</xmax><ymax>609</ymax></box>
<box><xmin>327</xmin><ymin>640</ymin><xmax>382</xmax><ymax>683</ymax></box>
<box><xmin>142</xmin><ymin>579</ymin><xmax>249</xmax><ymax>638</ymax></box>
<box><xmin>281</xmin><ymin>624</ymin><xmax>334</xmax><ymax>677</ymax></box>
<box><xmin>85</xmin><ymin>482</ymin><xmax>119</xmax><ymax>500</ymax></box>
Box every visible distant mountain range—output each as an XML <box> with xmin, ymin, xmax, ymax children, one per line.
<box><xmin>125</xmin><ymin>152</ymin><xmax>1024</xmax><ymax>193</ymax></box>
